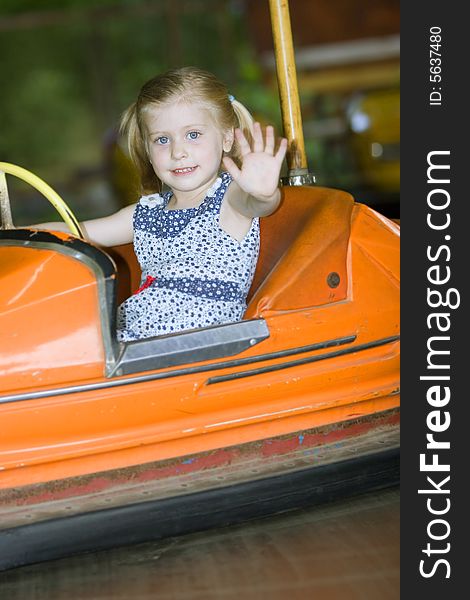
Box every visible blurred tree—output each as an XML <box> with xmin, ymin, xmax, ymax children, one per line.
<box><xmin>0</xmin><ymin>0</ymin><xmax>277</xmax><ymax>220</ymax></box>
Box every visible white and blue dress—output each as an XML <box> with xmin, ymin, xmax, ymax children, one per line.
<box><xmin>117</xmin><ymin>172</ymin><xmax>260</xmax><ymax>341</ymax></box>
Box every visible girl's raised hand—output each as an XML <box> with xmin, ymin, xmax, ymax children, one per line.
<box><xmin>222</xmin><ymin>122</ymin><xmax>287</xmax><ymax>201</ymax></box>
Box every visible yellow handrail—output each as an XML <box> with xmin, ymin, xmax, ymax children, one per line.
<box><xmin>0</xmin><ymin>162</ymin><xmax>85</xmax><ymax>238</ymax></box>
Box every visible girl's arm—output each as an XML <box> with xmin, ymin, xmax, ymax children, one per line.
<box><xmin>32</xmin><ymin>203</ymin><xmax>136</xmax><ymax>247</ymax></box>
<box><xmin>222</xmin><ymin>122</ymin><xmax>287</xmax><ymax>218</ymax></box>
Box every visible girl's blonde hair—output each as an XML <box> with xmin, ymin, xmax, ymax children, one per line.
<box><xmin>120</xmin><ymin>66</ymin><xmax>255</xmax><ymax>195</ymax></box>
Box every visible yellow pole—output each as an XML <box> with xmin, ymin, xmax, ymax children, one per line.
<box><xmin>268</xmin><ymin>0</ymin><xmax>315</xmax><ymax>185</ymax></box>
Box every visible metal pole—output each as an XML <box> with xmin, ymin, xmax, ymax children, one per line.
<box><xmin>0</xmin><ymin>170</ymin><xmax>14</xmax><ymax>229</ymax></box>
<box><xmin>268</xmin><ymin>0</ymin><xmax>315</xmax><ymax>185</ymax></box>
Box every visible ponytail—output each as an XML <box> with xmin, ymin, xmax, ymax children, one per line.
<box><xmin>229</xmin><ymin>98</ymin><xmax>255</xmax><ymax>165</ymax></box>
<box><xmin>120</xmin><ymin>101</ymin><xmax>162</xmax><ymax>195</ymax></box>
<box><xmin>231</xmin><ymin>98</ymin><xmax>255</xmax><ymax>137</ymax></box>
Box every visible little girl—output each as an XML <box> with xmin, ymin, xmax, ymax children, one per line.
<box><xmin>38</xmin><ymin>67</ymin><xmax>287</xmax><ymax>341</ymax></box>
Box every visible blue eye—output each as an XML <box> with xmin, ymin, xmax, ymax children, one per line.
<box><xmin>187</xmin><ymin>131</ymin><xmax>200</xmax><ymax>140</ymax></box>
<box><xmin>156</xmin><ymin>136</ymin><xmax>169</xmax><ymax>145</ymax></box>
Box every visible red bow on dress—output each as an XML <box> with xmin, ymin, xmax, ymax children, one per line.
<box><xmin>133</xmin><ymin>275</ymin><xmax>156</xmax><ymax>295</ymax></box>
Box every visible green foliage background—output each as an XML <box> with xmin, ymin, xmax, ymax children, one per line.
<box><xmin>0</xmin><ymin>0</ymin><xmax>399</xmax><ymax>222</ymax></box>
<box><xmin>1</xmin><ymin>0</ymin><xmax>283</xmax><ymax>220</ymax></box>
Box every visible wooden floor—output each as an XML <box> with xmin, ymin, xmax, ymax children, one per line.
<box><xmin>0</xmin><ymin>487</ymin><xmax>399</xmax><ymax>599</ymax></box>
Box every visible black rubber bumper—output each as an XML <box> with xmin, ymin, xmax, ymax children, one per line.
<box><xmin>0</xmin><ymin>448</ymin><xmax>399</xmax><ymax>571</ymax></box>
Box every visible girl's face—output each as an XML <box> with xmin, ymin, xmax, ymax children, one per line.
<box><xmin>145</xmin><ymin>100</ymin><xmax>233</xmax><ymax>200</ymax></box>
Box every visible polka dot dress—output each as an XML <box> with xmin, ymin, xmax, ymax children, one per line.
<box><xmin>117</xmin><ymin>172</ymin><xmax>260</xmax><ymax>341</ymax></box>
